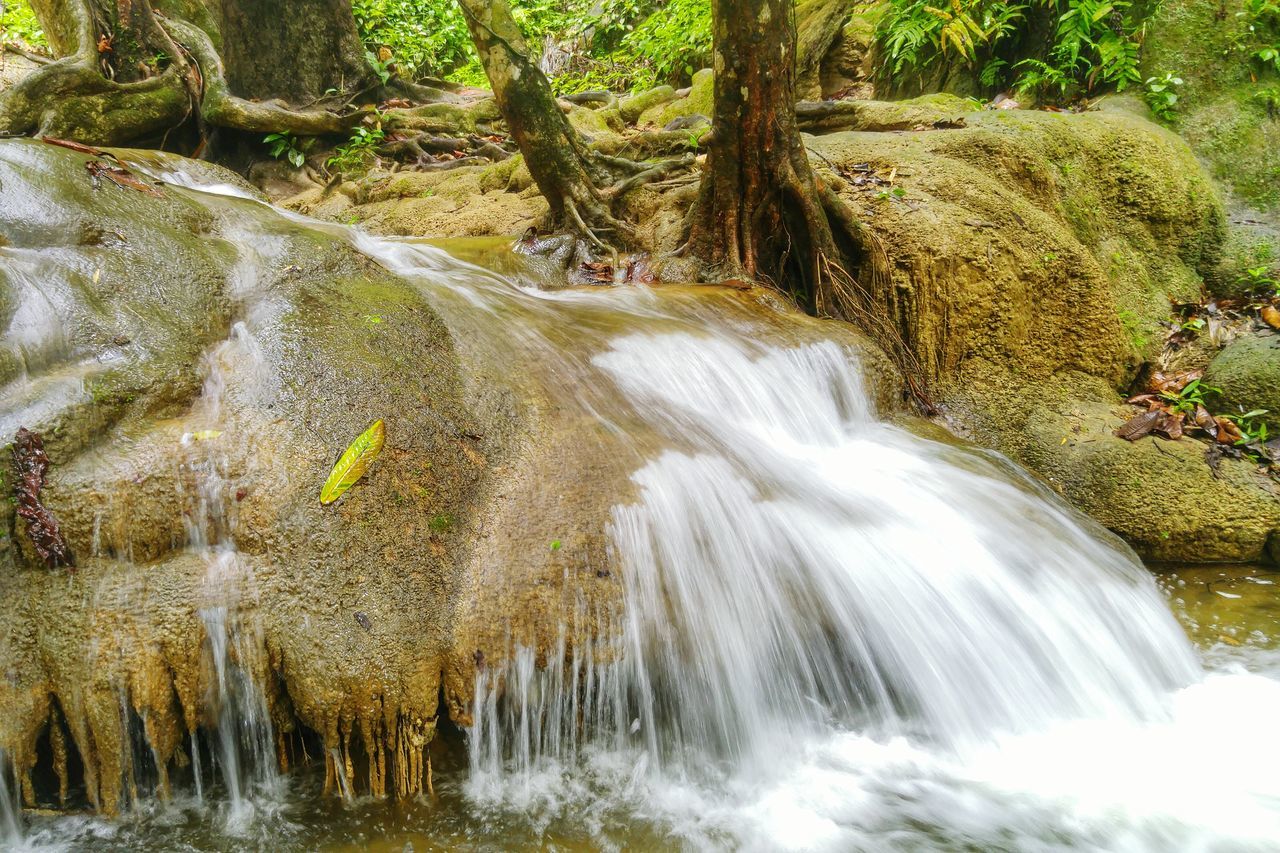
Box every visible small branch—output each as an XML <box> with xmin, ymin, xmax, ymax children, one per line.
<box><xmin>2</xmin><ymin>42</ymin><xmax>53</xmax><ymax>64</ymax></box>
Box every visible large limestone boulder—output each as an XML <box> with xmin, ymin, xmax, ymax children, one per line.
<box><xmin>0</xmin><ymin>138</ymin><xmax>623</xmax><ymax>812</ymax></box>
<box><xmin>796</xmin><ymin>103</ymin><xmax>1277</xmax><ymax>563</ymax></box>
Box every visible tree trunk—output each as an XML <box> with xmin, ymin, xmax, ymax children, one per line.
<box><xmin>219</xmin><ymin>0</ymin><xmax>367</xmax><ymax>103</ymax></box>
<box><xmin>456</xmin><ymin>0</ymin><xmax>630</xmax><ymax>249</ymax></box>
<box><xmin>0</xmin><ymin>0</ymin><xmax>373</xmax><ymax>145</ymax></box>
<box><xmin>686</xmin><ymin>0</ymin><xmax>844</xmax><ymax>314</ymax></box>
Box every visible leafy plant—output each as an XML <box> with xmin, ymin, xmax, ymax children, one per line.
<box><xmin>1177</xmin><ymin>315</ymin><xmax>1206</xmax><ymax>335</ymax></box>
<box><xmin>1256</xmin><ymin>44</ymin><xmax>1280</xmax><ymax>73</ymax></box>
<box><xmin>327</xmin><ymin>125</ymin><xmax>386</xmax><ymax>174</ymax></box>
<box><xmin>1238</xmin><ymin>265</ymin><xmax>1279</xmax><ymax>294</ymax></box>
<box><xmin>617</xmin><ymin>0</ymin><xmax>711</xmax><ymax>88</ymax></box>
<box><xmin>0</xmin><ymin>0</ymin><xmax>46</xmax><ymax>50</ymax></box>
<box><xmin>877</xmin><ymin>0</ymin><xmax>1148</xmax><ymax>101</ymax></box>
<box><xmin>366</xmin><ymin>48</ymin><xmax>395</xmax><ymax>84</ymax></box>
<box><xmin>1223</xmin><ymin>409</ymin><xmax>1271</xmax><ymax>444</ymax></box>
<box><xmin>682</xmin><ymin>125</ymin><xmax>710</xmax><ymax>150</ymax></box>
<box><xmin>1144</xmin><ymin>72</ymin><xmax>1183</xmax><ymax>122</ymax></box>
<box><xmin>1159</xmin><ymin>379</ymin><xmax>1221</xmax><ymax>415</ymax></box>
<box><xmin>264</xmin><ymin>131</ymin><xmax>310</xmax><ymax>168</ymax></box>
<box><xmin>352</xmin><ymin>0</ymin><xmax>474</xmax><ymax>79</ymax></box>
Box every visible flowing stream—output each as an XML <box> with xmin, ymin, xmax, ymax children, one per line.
<box><xmin>6</xmin><ymin>167</ymin><xmax>1280</xmax><ymax>850</ymax></box>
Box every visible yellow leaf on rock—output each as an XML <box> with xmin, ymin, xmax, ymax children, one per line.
<box><xmin>320</xmin><ymin>420</ymin><xmax>385</xmax><ymax>505</ymax></box>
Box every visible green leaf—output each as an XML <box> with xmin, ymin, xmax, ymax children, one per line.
<box><xmin>550</xmin><ymin>539</ymin><xmax>562</xmax><ymax>551</ymax></box>
<box><xmin>320</xmin><ymin>419</ymin><xmax>385</xmax><ymax>505</ymax></box>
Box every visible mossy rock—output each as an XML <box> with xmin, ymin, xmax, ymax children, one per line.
<box><xmin>1025</xmin><ymin>399</ymin><xmax>1280</xmax><ymax>563</ymax></box>
<box><xmin>1205</xmin><ymin>332</ymin><xmax>1280</xmax><ymax>430</ymax></box>
<box><xmin>802</xmin><ymin>105</ymin><xmax>1278</xmax><ymax>561</ymax></box>
<box><xmin>619</xmin><ymin>85</ymin><xmax>677</xmax><ymax>124</ymax></box>
<box><xmin>808</xmin><ymin>103</ymin><xmax>1222</xmax><ymax>388</ymax></box>
<box><xmin>639</xmin><ymin>67</ymin><xmax>714</xmax><ymax>128</ymax></box>
<box><xmin>1142</xmin><ymin>0</ymin><xmax>1280</xmax><ymax>216</ymax></box>
<box><xmin>949</xmin><ymin>369</ymin><xmax>1280</xmax><ymax>563</ymax></box>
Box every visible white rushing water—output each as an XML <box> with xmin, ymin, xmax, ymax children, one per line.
<box><xmin>341</xmin><ymin>226</ymin><xmax>1280</xmax><ymax>851</ymax></box>
<box><xmin>12</xmin><ymin>165</ymin><xmax>1272</xmax><ymax>851</ymax></box>
<box><xmin>456</xmin><ymin>329</ymin><xmax>1280</xmax><ymax>851</ymax></box>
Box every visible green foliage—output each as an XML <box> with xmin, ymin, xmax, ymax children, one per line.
<box><xmin>1160</xmin><ymin>379</ymin><xmax>1220</xmax><ymax>415</ymax></box>
<box><xmin>1242</xmin><ymin>0</ymin><xmax>1280</xmax><ymax>76</ymax></box>
<box><xmin>327</xmin><ymin>125</ymin><xmax>386</xmax><ymax>174</ymax></box>
<box><xmin>264</xmin><ymin>132</ymin><xmax>310</xmax><ymax>168</ymax></box>
<box><xmin>351</xmin><ymin>0</ymin><xmax>473</xmax><ymax>79</ymax></box>
<box><xmin>366</xmin><ymin>49</ymin><xmax>395</xmax><ymax>84</ymax></box>
<box><xmin>618</xmin><ymin>0</ymin><xmax>711</xmax><ymax>89</ymax></box>
<box><xmin>347</xmin><ymin>0</ymin><xmax>712</xmax><ymax>94</ymax></box>
<box><xmin>877</xmin><ymin>0</ymin><xmax>1148</xmax><ymax>101</ymax></box>
<box><xmin>1238</xmin><ymin>265</ymin><xmax>1279</xmax><ymax>295</ymax></box>
<box><xmin>1255</xmin><ymin>44</ymin><xmax>1280</xmax><ymax>73</ymax></box>
<box><xmin>1223</xmin><ymin>409</ymin><xmax>1271</xmax><ymax>444</ymax></box>
<box><xmin>1144</xmin><ymin>72</ymin><xmax>1183</xmax><ymax>122</ymax></box>
<box><xmin>0</xmin><ymin>0</ymin><xmax>46</xmax><ymax>50</ymax></box>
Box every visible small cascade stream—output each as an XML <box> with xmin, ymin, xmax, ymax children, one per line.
<box><xmin>181</xmin><ymin>273</ymin><xmax>282</xmax><ymax>829</ymax></box>
<box><xmin>0</xmin><ymin>750</ymin><xmax>21</xmax><ymax>847</ymax></box>
<box><xmin>5</xmin><ymin>162</ymin><xmax>1280</xmax><ymax>850</ymax></box>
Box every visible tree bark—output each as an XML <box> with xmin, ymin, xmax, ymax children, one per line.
<box><xmin>456</xmin><ymin>0</ymin><xmax>631</xmax><ymax>249</ymax></box>
<box><xmin>686</xmin><ymin>0</ymin><xmax>845</xmax><ymax>314</ymax></box>
<box><xmin>219</xmin><ymin>0</ymin><xmax>367</xmax><ymax>103</ymax></box>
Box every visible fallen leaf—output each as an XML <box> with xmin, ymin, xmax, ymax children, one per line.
<box><xmin>320</xmin><ymin>419</ymin><xmax>385</xmax><ymax>505</ymax></box>
<box><xmin>1115</xmin><ymin>410</ymin><xmax>1161</xmax><ymax>441</ymax></box>
<box><xmin>85</xmin><ymin>160</ymin><xmax>163</xmax><ymax>196</ymax></box>
<box><xmin>11</xmin><ymin>428</ymin><xmax>75</xmax><ymax>569</ymax></box>
<box><xmin>1215</xmin><ymin>417</ymin><xmax>1244</xmax><ymax>444</ymax></box>
<box><xmin>1193</xmin><ymin>405</ymin><xmax>1219</xmax><ymax>439</ymax></box>
<box><xmin>1125</xmin><ymin>393</ymin><xmax>1161</xmax><ymax>408</ymax></box>
<box><xmin>1146</xmin><ymin>369</ymin><xmax>1202</xmax><ymax>395</ymax></box>
<box><xmin>1154</xmin><ymin>411</ymin><xmax>1185</xmax><ymax>440</ymax></box>
<box><xmin>180</xmin><ymin>429</ymin><xmax>224</xmax><ymax>445</ymax></box>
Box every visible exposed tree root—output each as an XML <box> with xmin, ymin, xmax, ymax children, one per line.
<box><xmin>0</xmin><ymin>56</ymin><xmax>189</xmax><ymax>143</ymax></box>
<box><xmin>164</xmin><ymin>17</ymin><xmax>368</xmax><ymax>137</ymax></box>
<box><xmin>817</xmin><ymin>184</ymin><xmax>936</xmax><ymax>412</ymax></box>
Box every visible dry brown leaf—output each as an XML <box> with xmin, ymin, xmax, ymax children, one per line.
<box><xmin>1215</xmin><ymin>417</ymin><xmax>1244</xmax><ymax>444</ymax></box>
<box><xmin>1116</xmin><ymin>410</ymin><xmax>1162</xmax><ymax>441</ymax></box>
<box><xmin>1261</xmin><ymin>304</ymin><xmax>1280</xmax><ymax>330</ymax></box>
<box><xmin>1194</xmin><ymin>405</ymin><xmax>1219</xmax><ymax>439</ymax></box>
<box><xmin>1154</xmin><ymin>411</ymin><xmax>1185</xmax><ymax>440</ymax></box>
<box><xmin>1146</xmin><ymin>369</ymin><xmax>1202</xmax><ymax>395</ymax></box>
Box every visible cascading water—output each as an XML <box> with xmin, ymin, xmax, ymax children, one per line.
<box><xmin>11</xmin><ymin>160</ymin><xmax>1280</xmax><ymax>850</ymax></box>
<box><xmin>167</xmin><ymin>222</ymin><xmax>286</xmax><ymax>829</ymax></box>
<box><xmin>349</xmin><ymin>223</ymin><xmax>1280</xmax><ymax>850</ymax></box>
<box><xmin>0</xmin><ymin>750</ymin><xmax>21</xmax><ymax>847</ymax></box>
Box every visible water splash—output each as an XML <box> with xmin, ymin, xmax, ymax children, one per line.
<box><xmin>0</xmin><ymin>749</ymin><xmax>22</xmax><ymax>847</ymax></box>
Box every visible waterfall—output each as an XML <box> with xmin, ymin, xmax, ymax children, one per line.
<box><xmin>466</xmin><ymin>332</ymin><xmax>1201</xmax><ymax>781</ymax></box>
<box><xmin>19</xmin><ymin>159</ymin><xmax>1262</xmax><ymax>848</ymax></box>
<box><xmin>183</xmin><ymin>293</ymin><xmax>280</xmax><ymax>828</ymax></box>
<box><xmin>0</xmin><ymin>749</ymin><xmax>21</xmax><ymax>847</ymax></box>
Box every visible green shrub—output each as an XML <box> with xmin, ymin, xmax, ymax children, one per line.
<box><xmin>877</xmin><ymin>0</ymin><xmax>1148</xmax><ymax>101</ymax></box>
<box><xmin>0</xmin><ymin>0</ymin><xmax>47</xmax><ymax>51</ymax></box>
